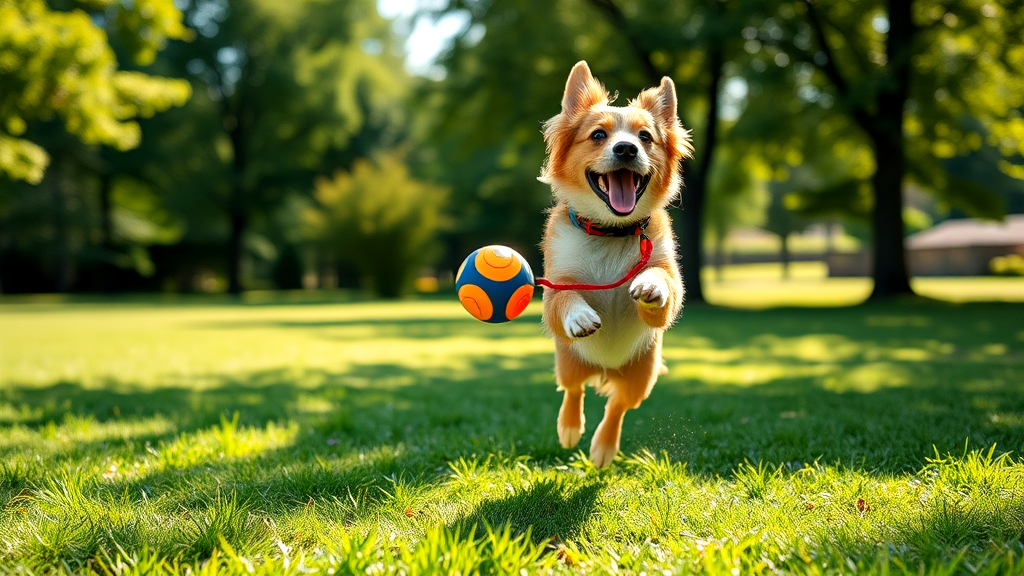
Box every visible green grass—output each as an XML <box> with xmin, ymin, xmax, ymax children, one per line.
<box><xmin>1</xmin><ymin>288</ymin><xmax>1023</xmax><ymax>574</ymax></box>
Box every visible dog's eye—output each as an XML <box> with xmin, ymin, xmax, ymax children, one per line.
<box><xmin>591</xmin><ymin>129</ymin><xmax>607</xmax><ymax>141</ymax></box>
<box><xmin>638</xmin><ymin>130</ymin><xmax>653</xmax><ymax>143</ymax></box>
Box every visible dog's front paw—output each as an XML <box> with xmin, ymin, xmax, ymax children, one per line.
<box><xmin>558</xmin><ymin>421</ymin><xmax>583</xmax><ymax>449</ymax></box>
<box><xmin>590</xmin><ymin>439</ymin><xmax>618</xmax><ymax>469</ymax></box>
<box><xmin>630</xmin><ymin>272</ymin><xmax>668</xmax><ymax>308</ymax></box>
<box><xmin>563</xmin><ymin>302</ymin><xmax>601</xmax><ymax>339</ymax></box>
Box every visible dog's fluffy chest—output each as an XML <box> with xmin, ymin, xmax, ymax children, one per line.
<box><xmin>546</xmin><ymin>220</ymin><xmax>656</xmax><ymax>368</ymax></box>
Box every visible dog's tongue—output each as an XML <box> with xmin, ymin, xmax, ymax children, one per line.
<box><xmin>607</xmin><ymin>170</ymin><xmax>637</xmax><ymax>214</ymax></box>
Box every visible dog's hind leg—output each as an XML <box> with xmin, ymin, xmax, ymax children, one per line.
<box><xmin>590</xmin><ymin>333</ymin><xmax>662</xmax><ymax>468</ymax></box>
<box><xmin>555</xmin><ymin>340</ymin><xmax>599</xmax><ymax>449</ymax></box>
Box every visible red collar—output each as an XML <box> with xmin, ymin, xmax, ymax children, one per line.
<box><xmin>568</xmin><ymin>207</ymin><xmax>650</xmax><ymax>237</ymax></box>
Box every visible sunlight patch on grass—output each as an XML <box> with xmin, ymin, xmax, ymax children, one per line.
<box><xmin>821</xmin><ymin>362</ymin><xmax>913</xmax><ymax>392</ymax></box>
<box><xmin>706</xmin><ymin>277</ymin><xmax>872</xmax><ymax>308</ymax></box>
<box><xmin>913</xmin><ymin>277</ymin><xmax>1024</xmax><ymax>303</ymax></box>
<box><xmin>663</xmin><ymin>332</ymin><xmax>944</xmax><ymax>389</ymax></box>
<box><xmin>667</xmin><ymin>361</ymin><xmax>837</xmax><ymax>387</ymax></box>
<box><xmin>158</xmin><ymin>414</ymin><xmax>297</xmax><ymax>470</ymax></box>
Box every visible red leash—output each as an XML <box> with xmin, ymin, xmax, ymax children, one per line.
<box><xmin>535</xmin><ymin>207</ymin><xmax>654</xmax><ymax>291</ymax></box>
<box><xmin>535</xmin><ymin>235</ymin><xmax>652</xmax><ymax>291</ymax></box>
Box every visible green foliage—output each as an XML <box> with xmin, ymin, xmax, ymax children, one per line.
<box><xmin>424</xmin><ymin>0</ymin><xmax>752</xmax><ymax>265</ymax></box>
<box><xmin>159</xmin><ymin>0</ymin><xmax>409</xmax><ymax>292</ymax></box>
<box><xmin>309</xmin><ymin>154</ymin><xmax>448</xmax><ymax>298</ymax></box>
<box><xmin>990</xmin><ymin>254</ymin><xmax>1024</xmax><ymax>277</ymax></box>
<box><xmin>730</xmin><ymin>0</ymin><xmax>1024</xmax><ymax>245</ymax></box>
<box><xmin>0</xmin><ymin>0</ymin><xmax>191</xmax><ymax>183</ymax></box>
<box><xmin>704</xmin><ymin>146</ymin><xmax>770</xmax><ymax>240</ymax></box>
<box><xmin>5</xmin><ymin>0</ymin><xmax>1024</xmax><ymax>297</ymax></box>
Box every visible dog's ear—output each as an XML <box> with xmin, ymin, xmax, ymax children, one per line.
<box><xmin>561</xmin><ymin>61</ymin><xmax>608</xmax><ymax>117</ymax></box>
<box><xmin>634</xmin><ymin>76</ymin><xmax>693</xmax><ymax>160</ymax></box>
<box><xmin>635</xmin><ymin>76</ymin><xmax>678</xmax><ymax>127</ymax></box>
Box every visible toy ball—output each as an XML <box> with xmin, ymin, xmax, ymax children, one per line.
<box><xmin>455</xmin><ymin>245</ymin><xmax>535</xmax><ymax>323</ymax></box>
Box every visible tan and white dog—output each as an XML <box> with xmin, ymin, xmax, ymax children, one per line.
<box><xmin>539</xmin><ymin>61</ymin><xmax>693</xmax><ymax>468</ymax></box>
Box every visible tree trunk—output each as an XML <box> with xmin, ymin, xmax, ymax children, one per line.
<box><xmin>714</xmin><ymin>229</ymin><xmax>725</xmax><ymax>283</ymax></box>
<box><xmin>99</xmin><ymin>174</ymin><xmax>114</xmax><ymax>252</ymax></box>
<box><xmin>0</xmin><ymin>233</ymin><xmax>6</xmax><ymax>294</ymax></box>
<box><xmin>825</xmin><ymin>220</ymin><xmax>835</xmax><ymax>259</ymax></box>
<box><xmin>868</xmin><ymin>0</ymin><xmax>914</xmax><ymax>299</ymax></box>
<box><xmin>53</xmin><ymin>159</ymin><xmax>73</xmax><ymax>293</ymax></box>
<box><xmin>584</xmin><ymin>0</ymin><xmax>724</xmax><ymax>303</ymax></box>
<box><xmin>780</xmin><ymin>232</ymin><xmax>790</xmax><ymax>279</ymax></box>
<box><xmin>226</xmin><ymin>114</ymin><xmax>248</xmax><ymax>295</ymax></box>
<box><xmin>227</xmin><ymin>199</ymin><xmax>247</xmax><ymax>295</ymax></box>
<box><xmin>97</xmin><ymin>173</ymin><xmax>117</xmax><ymax>293</ymax></box>
<box><xmin>678</xmin><ymin>46</ymin><xmax>725</xmax><ymax>304</ymax></box>
<box><xmin>867</xmin><ymin>130</ymin><xmax>912</xmax><ymax>297</ymax></box>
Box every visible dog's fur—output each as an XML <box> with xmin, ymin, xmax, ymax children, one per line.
<box><xmin>538</xmin><ymin>61</ymin><xmax>693</xmax><ymax>468</ymax></box>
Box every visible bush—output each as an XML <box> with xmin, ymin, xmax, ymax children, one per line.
<box><xmin>309</xmin><ymin>154</ymin><xmax>448</xmax><ymax>298</ymax></box>
<box><xmin>990</xmin><ymin>254</ymin><xmax>1024</xmax><ymax>276</ymax></box>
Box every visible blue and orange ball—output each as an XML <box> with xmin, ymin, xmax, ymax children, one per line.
<box><xmin>455</xmin><ymin>246</ymin><xmax>535</xmax><ymax>323</ymax></box>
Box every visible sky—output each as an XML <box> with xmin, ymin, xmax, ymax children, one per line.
<box><xmin>377</xmin><ymin>0</ymin><xmax>469</xmax><ymax>77</ymax></box>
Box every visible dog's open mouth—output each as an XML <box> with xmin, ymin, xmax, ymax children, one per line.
<box><xmin>586</xmin><ymin>169</ymin><xmax>652</xmax><ymax>216</ymax></box>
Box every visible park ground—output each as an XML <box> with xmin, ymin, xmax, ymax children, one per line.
<box><xmin>1</xmin><ymin>270</ymin><xmax>1023</xmax><ymax>574</ymax></box>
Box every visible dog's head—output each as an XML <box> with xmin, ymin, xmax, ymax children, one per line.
<box><xmin>540</xmin><ymin>61</ymin><xmax>693</xmax><ymax>224</ymax></box>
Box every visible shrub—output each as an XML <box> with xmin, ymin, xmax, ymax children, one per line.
<box><xmin>990</xmin><ymin>254</ymin><xmax>1024</xmax><ymax>276</ymax></box>
<box><xmin>309</xmin><ymin>154</ymin><xmax>448</xmax><ymax>297</ymax></box>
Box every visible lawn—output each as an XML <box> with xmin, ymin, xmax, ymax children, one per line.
<box><xmin>1</xmin><ymin>283</ymin><xmax>1023</xmax><ymax>574</ymax></box>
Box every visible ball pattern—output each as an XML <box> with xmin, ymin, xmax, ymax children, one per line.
<box><xmin>455</xmin><ymin>245</ymin><xmax>535</xmax><ymax>323</ymax></box>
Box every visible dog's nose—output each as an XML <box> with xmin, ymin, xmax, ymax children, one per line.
<box><xmin>613</xmin><ymin>141</ymin><xmax>638</xmax><ymax>159</ymax></box>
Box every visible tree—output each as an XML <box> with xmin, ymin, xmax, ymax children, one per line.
<box><xmin>703</xmin><ymin>146</ymin><xmax>769</xmax><ymax>280</ymax></box>
<box><xmin>584</xmin><ymin>0</ymin><xmax>753</xmax><ymax>302</ymax></box>
<box><xmin>161</xmin><ymin>0</ymin><xmax>407</xmax><ymax>294</ymax></box>
<box><xmin>430</xmin><ymin>0</ymin><xmax>758</xmax><ymax>302</ymax></box>
<box><xmin>0</xmin><ymin>0</ymin><xmax>191</xmax><ymax>293</ymax></box>
<box><xmin>306</xmin><ymin>154</ymin><xmax>448</xmax><ymax>298</ymax></box>
<box><xmin>758</xmin><ymin>0</ymin><xmax>1024</xmax><ymax>298</ymax></box>
<box><xmin>0</xmin><ymin>0</ymin><xmax>191</xmax><ymax>184</ymax></box>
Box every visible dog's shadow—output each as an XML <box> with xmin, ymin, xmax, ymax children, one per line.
<box><xmin>448</xmin><ymin>475</ymin><xmax>604</xmax><ymax>543</ymax></box>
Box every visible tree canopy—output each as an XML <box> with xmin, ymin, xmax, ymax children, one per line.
<box><xmin>2</xmin><ymin>0</ymin><xmax>1023</xmax><ymax>297</ymax></box>
<box><xmin>0</xmin><ymin>0</ymin><xmax>191</xmax><ymax>183</ymax></box>
<box><xmin>732</xmin><ymin>0</ymin><xmax>1024</xmax><ymax>296</ymax></box>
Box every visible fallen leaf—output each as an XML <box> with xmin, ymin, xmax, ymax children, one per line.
<box><xmin>544</xmin><ymin>535</ymin><xmax>575</xmax><ymax>565</ymax></box>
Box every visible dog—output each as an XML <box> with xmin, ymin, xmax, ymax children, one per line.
<box><xmin>538</xmin><ymin>61</ymin><xmax>693</xmax><ymax>468</ymax></box>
